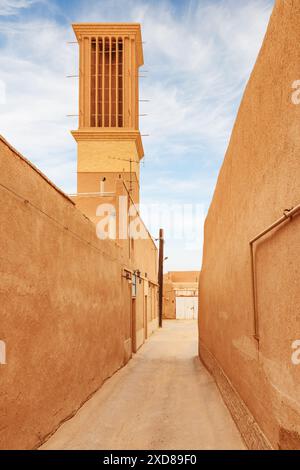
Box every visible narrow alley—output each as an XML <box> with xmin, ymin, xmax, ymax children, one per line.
<box><xmin>1</xmin><ymin>1</ymin><xmax>300</xmax><ymax>455</ymax></box>
<box><xmin>41</xmin><ymin>321</ymin><xmax>245</xmax><ymax>450</ymax></box>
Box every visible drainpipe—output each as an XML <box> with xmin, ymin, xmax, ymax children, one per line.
<box><xmin>250</xmin><ymin>204</ymin><xmax>300</xmax><ymax>342</ymax></box>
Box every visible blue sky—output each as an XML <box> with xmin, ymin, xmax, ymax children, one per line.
<box><xmin>0</xmin><ymin>0</ymin><xmax>274</xmax><ymax>270</ymax></box>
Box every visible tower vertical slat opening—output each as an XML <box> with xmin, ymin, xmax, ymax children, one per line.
<box><xmin>104</xmin><ymin>37</ymin><xmax>109</xmax><ymax>127</ymax></box>
<box><xmin>111</xmin><ymin>37</ymin><xmax>116</xmax><ymax>127</ymax></box>
<box><xmin>118</xmin><ymin>37</ymin><xmax>123</xmax><ymax>127</ymax></box>
<box><xmin>109</xmin><ymin>36</ymin><xmax>112</xmax><ymax>127</ymax></box>
<box><xmin>124</xmin><ymin>37</ymin><xmax>129</xmax><ymax>127</ymax></box>
<box><xmin>79</xmin><ymin>37</ymin><xmax>83</xmax><ymax>128</ymax></box>
<box><xmin>95</xmin><ymin>37</ymin><xmax>99</xmax><ymax>127</ymax></box>
<box><xmin>129</xmin><ymin>36</ymin><xmax>132</xmax><ymax>128</ymax></box>
<box><xmin>130</xmin><ymin>38</ymin><xmax>137</xmax><ymax>128</ymax></box>
<box><xmin>119</xmin><ymin>37</ymin><xmax>124</xmax><ymax>127</ymax></box>
<box><xmin>98</xmin><ymin>37</ymin><xmax>103</xmax><ymax>127</ymax></box>
<box><xmin>83</xmin><ymin>32</ymin><xmax>126</xmax><ymax>128</ymax></box>
<box><xmin>116</xmin><ymin>37</ymin><xmax>119</xmax><ymax>128</ymax></box>
<box><xmin>90</xmin><ymin>37</ymin><xmax>96</xmax><ymax>127</ymax></box>
<box><xmin>83</xmin><ymin>36</ymin><xmax>91</xmax><ymax>127</ymax></box>
<box><xmin>102</xmin><ymin>36</ymin><xmax>105</xmax><ymax>127</ymax></box>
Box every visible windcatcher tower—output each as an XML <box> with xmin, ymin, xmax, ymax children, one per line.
<box><xmin>72</xmin><ymin>24</ymin><xmax>144</xmax><ymax>204</ymax></box>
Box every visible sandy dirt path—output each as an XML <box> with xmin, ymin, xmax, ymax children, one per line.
<box><xmin>41</xmin><ymin>320</ymin><xmax>245</xmax><ymax>450</ymax></box>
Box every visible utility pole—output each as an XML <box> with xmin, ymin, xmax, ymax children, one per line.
<box><xmin>158</xmin><ymin>228</ymin><xmax>164</xmax><ymax>328</ymax></box>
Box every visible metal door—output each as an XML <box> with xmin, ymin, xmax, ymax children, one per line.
<box><xmin>176</xmin><ymin>297</ymin><xmax>198</xmax><ymax>319</ymax></box>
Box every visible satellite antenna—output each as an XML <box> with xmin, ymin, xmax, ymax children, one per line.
<box><xmin>108</xmin><ymin>156</ymin><xmax>139</xmax><ymax>195</ymax></box>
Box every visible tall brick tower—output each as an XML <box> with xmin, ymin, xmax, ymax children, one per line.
<box><xmin>72</xmin><ymin>24</ymin><xmax>144</xmax><ymax>204</ymax></box>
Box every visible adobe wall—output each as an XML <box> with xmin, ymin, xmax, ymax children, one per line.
<box><xmin>199</xmin><ymin>0</ymin><xmax>300</xmax><ymax>449</ymax></box>
<box><xmin>0</xmin><ymin>135</ymin><xmax>132</xmax><ymax>449</ymax></box>
<box><xmin>167</xmin><ymin>271</ymin><xmax>199</xmax><ymax>284</ymax></box>
<box><xmin>71</xmin><ymin>180</ymin><xmax>159</xmax><ymax>353</ymax></box>
<box><xmin>132</xmin><ymin>233</ymin><xmax>159</xmax><ymax>349</ymax></box>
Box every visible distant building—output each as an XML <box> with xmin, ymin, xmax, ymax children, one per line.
<box><xmin>163</xmin><ymin>271</ymin><xmax>199</xmax><ymax>320</ymax></box>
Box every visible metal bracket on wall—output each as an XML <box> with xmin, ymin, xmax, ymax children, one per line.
<box><xmin>250</xmin><ymin>203</ymin><xmax>300</xmax><ymax>343</ymax></box>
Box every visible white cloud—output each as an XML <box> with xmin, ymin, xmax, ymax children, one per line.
<box><xmin>136</xmin><ymin>0</ymin><xmax>273</xmax><ymax>159</ymax></box>
<box><xmin>0</xmin><ymin>0</ymin><xmax>41</xmax><ymax>15</ymax></box>
<box><xmin>0</xmin><ymin>17</ymin><xmax>78</xmax><ymax>191</ymax></box>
